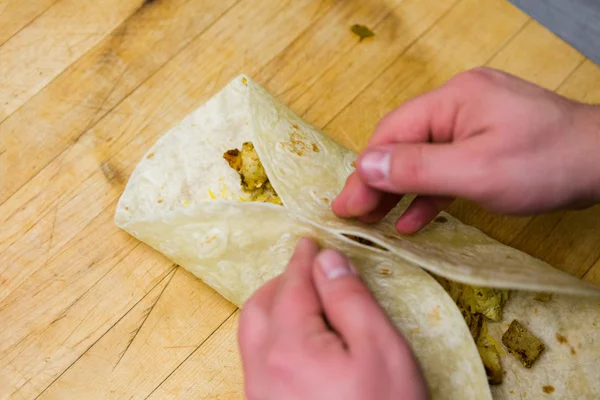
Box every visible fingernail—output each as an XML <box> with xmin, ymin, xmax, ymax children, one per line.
<box><xmin>317</xmin><ymin>250</ymin><xmax>356</xmax><ymax>279</ymax></box>
<box><xmin>360</xmin><ymin>150</ymin><xmax>390</xmax><ymax>182</ymax></box>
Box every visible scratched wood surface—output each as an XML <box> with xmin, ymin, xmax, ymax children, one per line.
<box><xmin>1</xmin><ymin>0</ymin><xmax>599</xmax><ymax>398</ymax></box>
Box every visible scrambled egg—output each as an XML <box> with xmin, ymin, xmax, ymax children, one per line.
<box><xmin>477</xmin><ymin>322</ymin><xmax>504</xmax><ymax>385</ymax></box>
<box><xmin>223</xmin><ymin>142</ymin><xmax>282</xmax><ymax>205</ymax></box>
<box><xmin>435</xmin><ymin>276</ymin><xmax>509</xmax><ymax>384</ymax></box>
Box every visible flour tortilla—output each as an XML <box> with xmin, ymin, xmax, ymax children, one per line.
<box><xmin>121</xmin><ymin>201</ymin><xmax>492</xmax><ymax>399</ymax></box>
<box><xmin>115</xmin><ymin>75</ymin><xmax>600</xmax><ymax>399</ymax></box>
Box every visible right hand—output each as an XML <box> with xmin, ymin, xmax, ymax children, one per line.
<box><xmin>333</xmin><ymin>67</ymin><xmax>600</xmax><ymax>234</ymax></box>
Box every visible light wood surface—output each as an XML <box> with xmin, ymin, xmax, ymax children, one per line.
<box><xmin>1</xmin><ymin>0</ymin><xmax>599</xmax><ymax>398</ymax></box>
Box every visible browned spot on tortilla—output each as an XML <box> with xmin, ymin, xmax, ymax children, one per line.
<box><xmin>157</xmin><ymin>199</ymin><xmax>163</xmax><ymax>204</ymax></box>
<box><xmin>555</xmin><ymin>333</ymin><xmax>578</xmax><ymax>355</ymax></box>
<box><xmin>351</xmin><ymin>161</ymin><xmax>356</xmax><ymax>168</ymax></box>
<box><xmin>205</xmin><ymin>235</ymin><xmax>217</xmax><ymax>243</ymax></box>
<box><xmin>578</xmin><ymin>343</ymin><xmax>582</xmax><ymax>348</ymax></box>
<box><xmin>147</xmin><ymin>152</ymin><xmax>155</xmax><ymax>159</ymax></box>
<box><xmin>428</xmin><ymin>306</ymin><xmax>441</xmax><ymax>322</ymax></box>
<box><xmin>379</xmin><ymin>268</ymin><xmax>391</xmax><ymax>276</ymax></box>
<box><xmin>321</xmin><ymin>197</ymin><xmax>330</xmax><ymax>204</ymax></box>
<box><xmin>312</xmin><ymin>143</ymin><xmax>320</xmax><ymax>152</ymax></box>
<box><xmin>506</xmin><ymin>255</ymin><xmax>514</xmax><ymax>260</ymax></box>
<box><xmin>556</xmin><ymin>333</ymin><xmax>568</xmax><ymax>344</ymax></box>
<box><xmin>291</xmin><ymin>123</ymin><xmax>299</xmax><ymax>130</ymax></box>
<box><xmin>509</xmin><ymin>391</ymin><xmax>514</xmax><ymax>394</ymax></box>
<box><xmin>281</xmin><ymin>131</ymin><xmax>315</xmax><ymax>156</ymax></box>
<box><xmin>434</xmin><ymin>216</ymin><xmax>447</xmax><ymax>223</ymax></box>
<box><xmin>124</xmin><ymin>207</ymin><xmax>129</xmax><ymax>211</ymax></box>
<box><xmin>542</xmin><ymin>385</ymin><xmax>555</xmax><ymax>394</ymax></box>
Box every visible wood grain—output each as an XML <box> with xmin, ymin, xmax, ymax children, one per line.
<box><xmin>146</xmin><ymin>312</ymin><xmax>244</xmax><ymax>400</ymax></box>
<box><xmin>0</xmin><ymin>0</ymin><xmax>59</xmax><ymax>46</ymax></box>
<box><xmin>38</xmin><ymin>268</ymin><xmax>236</xmax><ymax>399</ymax></box>
<box><xmin>0</xmin><ymin>0</ymin><xmax>238</xmax><ymax>250</ymax></box>
<box><xmin>0</xmin><ymin>0</ymin><xmax>343</xmax><ymax>397</ymax></box>
<box><xmin>1</xmin><ymin>0</ymin><xmax>599</xmax><ymax>398</ymax></box>
<box><xmin>0</xmin><ymin>0</ymin><xmax>144</xmax><ymax>121</ymax></box>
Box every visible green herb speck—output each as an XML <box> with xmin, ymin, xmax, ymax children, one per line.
<box><xmin>350</xmin><ymin>24</ymin><xmax>375</xmax><ymax>41</ymax></box>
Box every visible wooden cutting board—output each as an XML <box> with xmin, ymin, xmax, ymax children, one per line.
<box><xmin>1</xmin><ymin>0</ymin><xmax>599</xmax><ymax>398</ymax></box>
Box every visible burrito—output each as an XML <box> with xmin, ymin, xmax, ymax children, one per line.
<box><xmin>114</xmin><ymin>75</ymin><xmax>600</xmax><ymax>399</ymax></box>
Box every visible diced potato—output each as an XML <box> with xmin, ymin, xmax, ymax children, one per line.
<box><xmin>502</xmin><ymin>320</ymin><xmax>545</xmax><ymax>368</ymax></box>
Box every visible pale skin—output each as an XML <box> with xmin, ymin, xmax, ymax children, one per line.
<box><xmin>238</xmin><ymin>67</ymin><xmax>600</xmax><ymax>399</ymax></box>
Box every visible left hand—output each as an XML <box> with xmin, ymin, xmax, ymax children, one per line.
<box><xmin>237</xmin><ymin>238</ymin><xmax>429</xmax><ymax>400</ymax></box>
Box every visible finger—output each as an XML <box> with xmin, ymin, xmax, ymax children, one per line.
<box><xmin>355</xmin><ymin>141</ymin><xmax>484</xmax><ymax>198</ymax></box>
<box><xmin>394</xmin><ymin>196</ymin><xmax>453</xmax><ymax>234</ymax></box>
<box><xmin>333</xmin><ymin>173</ymin><xmax>403</xmax><ymax>222</ymax></box>
<box><xmin>271</xmin><ymin>238</ymin><xmax>327</xmax><ymax>336</ymax></box>
<box><xmin>357</xmin><ymin>192</ymin><xmax>404</xmax><ymax>224</ymax></box>
<box><xmin>238</xmin><ymin>276</ymin><xmax>281</xmax><ymax>371</ymax></box>
<box><xmin>368</xmin><ymin>83</ymin><xmax>458</xmax><ymax>148</ymax></box>
<box><xmin>332</xmin><ymin>172</ymin><xmax>382</xmax><ymax>218</ymax></box>
<box><xmin>313</xmin><ymin>250</ymin><xmax>398</xmax><ymax>350</ymax></box>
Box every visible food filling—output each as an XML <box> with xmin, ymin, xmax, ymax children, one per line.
<box><xmin>223</xmin><ymin>142</ymin><xmax>282</xmax><ymax>205</ymax></box>
<box><xmin>434</xmin><ymin>276</ymin><xmax>508</xmax><ymax>384</ymax></box>
<box><xmin>502</xmin><ymin>319</ymin><xmax>546</xmax><ymax>368</ymax></box>
<box><xmin>533</xmin><ymin>292</ymin><xmax>552</xmax><ymax>302</ymax></box>
<box><xmin>477</xmin><ymin>322</ymin><xmax>504</xmax><ymax>385</ymax></box>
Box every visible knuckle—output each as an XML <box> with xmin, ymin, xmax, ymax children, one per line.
<box><xmin>237</xmin><ymin>302</ymin><xmax>264</xmax><ymax>345</ymax></box>
<box><xmin>239</xmin><ymin>297</ymin><xmax>258</xmax><ymax>324</ymax></box>
<box><xmin>244</xmin><ymin>371</ymin><xmax>275</xmax><ymax>400</ymax></box>
<box><xmin>237</xmin><ymin>308</ymin><xmax>251</xmax><ymax>333</ymax></box>
<box><xmin>389</xmin><ymin>145</ymin><xmax>426</xmax><ymax>190</ymax></box>
<box><xmin>327</xmin><ymin>277</ymin><xmax>369</xmax><ymax>300</ymax></box>
<box><xmin>244</xmin><ymin>380</ymin><xmax>262</xmax><ymax>400</ymax></box>
<box><xmin>265</xmin><ymin>343</ymin><xmax>298</xmax><ymax>382</ymax></box>
<box><xmin>450</xmin><ymin>67</ymin><xmax>500</xmax><ymax>90</ymax></box>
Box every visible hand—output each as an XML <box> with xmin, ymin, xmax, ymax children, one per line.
<box><xmin>238</xmin><ymin>238</ymin><xmax>428</xmax><ymax>400</ymax></box>
<box><xmin>332</xmin><ymin>67</ymin><xmax>600</xmax><ymax>234</ymax></box>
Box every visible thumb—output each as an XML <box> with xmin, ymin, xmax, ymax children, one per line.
<box><xmin>312</xmin><ymin>249</ymin><xmax>398</xmax><ymax>350</ymax></box>
<box><xmin>355</xmin><ymin>141</ymin><xmax>485</xmax><ymax>198</ymax></box>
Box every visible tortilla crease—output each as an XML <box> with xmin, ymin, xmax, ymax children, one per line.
<box><xmin>115</xmin><ymin>75</ymin><xmax>600</xmax><ymax>399</ymax></box>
